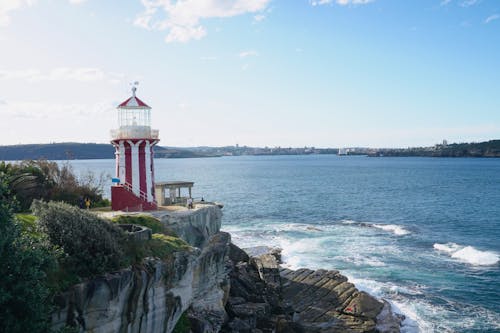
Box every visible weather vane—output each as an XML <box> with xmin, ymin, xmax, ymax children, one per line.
<box><xmin>130</xmin><ymin>81</ymin><xmax>139</xmax><ymax>96</ymax></box>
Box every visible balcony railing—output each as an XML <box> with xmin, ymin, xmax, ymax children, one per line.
<box><xmin>111</xmin><ymin>126</ymin><xmax>159</xmax><ymax>140</ymax></box>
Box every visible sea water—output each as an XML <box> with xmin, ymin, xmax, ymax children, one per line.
<box><xmin>67</xmin><ymin>155</ymin><xmax>500</xmax><ymax>332</ymax></box>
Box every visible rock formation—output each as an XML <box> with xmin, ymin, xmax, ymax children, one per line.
<box><xmin>51</xmin><ymin>204</ymin><xmax>402</xmax><ymax>332</ymax></box>
<box><xmin>51</xmin><ymin>205</ymin><xmax>230</xmax><ymax>333</ymax></box>
<box><xmin>223</xmin><ymin>245</ymin><xmax>403</xmax><ymax>333</ymax></box>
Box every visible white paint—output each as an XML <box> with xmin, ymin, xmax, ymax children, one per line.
<box><xmin>127</xmin><ymin>140</ymin><xmax>143</xmax><ymax>196</ymax></box>
<box><xmin>119</xmin><ymin>141</ymin><xmax>125</xmax><ymax>182</ymax></box>
<box><xmin>145</xmin><ymin>140</ymin><xmax>153</xmax><ymax>202</ymax></box>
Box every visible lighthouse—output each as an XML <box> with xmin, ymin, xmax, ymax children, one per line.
<box><xmin>110</xmin><ymin>85</ymin><xmax>159</xmax><ymax>211</ymax></box>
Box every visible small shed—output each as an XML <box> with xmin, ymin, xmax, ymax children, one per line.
<box><xmin>155</xmin><ymin>181</ymin><xmax>194</xmax><ymax>206</ymax></box>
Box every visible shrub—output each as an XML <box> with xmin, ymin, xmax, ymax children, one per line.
<box><xmin>149</xmin><ymin>234</ymin><xmax>190</xmax><ymax>259</ymax></box>
<box><xmin>111</xmin><ymin>214</ymin><xmax>172</xmax><ymax>235</ymax></box>
<box><xmin>0</xmin><ymin>160</ymin><xmax>110</xmax><ymax>212</ymax></box>
<box><xmin>173</xmin><ymin>312</ymin><xmax>191</xmax><ymax>333</ymax></box>
<box><xmin>0</xmin><ymin>174</ymin><xmax>57</xmax><ymax>333</ymax></box>
<box><xmin>32</xmin><ymin>200</ymin><xmax>126</xmax><ymax>277</ymax></box>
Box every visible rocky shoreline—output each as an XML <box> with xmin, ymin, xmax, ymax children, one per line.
<box><xmin>215</xmin><ymin>245</ymin><xmax>404</xmax><ymax>333</ymax></box>
<box><xmin>52</xmin><ymin>205</ymin><xmax>404</xmax><ymax>333</ymax></box>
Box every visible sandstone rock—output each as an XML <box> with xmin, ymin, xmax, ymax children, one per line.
<box><xmin>230</xmin><ymin>242</ymin><xmax>250</xmax><ymax>263</ymax></box>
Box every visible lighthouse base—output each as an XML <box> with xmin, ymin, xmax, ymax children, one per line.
<box><xmin>111</xmin><ymin>185</ymin><xmax>157</xmax><ymax>212</ymax></box>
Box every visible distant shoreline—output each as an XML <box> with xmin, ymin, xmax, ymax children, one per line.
<box><xmin>1</xmin><ymin>140</ymin><xmax>499</xmax><ymax>160</ymax></box>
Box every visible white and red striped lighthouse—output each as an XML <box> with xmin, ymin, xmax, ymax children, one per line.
<box><xmin>110</xmin><ymin>85</ymin><xmax>159</xmax><ymax>211</ymax></box>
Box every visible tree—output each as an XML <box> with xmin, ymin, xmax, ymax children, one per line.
<box><xmin>0</xmin><ymin>173</ymin><xmax>56</xmax><ymax>333</ymax></box>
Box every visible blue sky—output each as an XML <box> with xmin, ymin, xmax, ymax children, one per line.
<box><xmin>0</xmin><ymin>0</ymin><xmax>499</xmax><ymax>148</ymax></box>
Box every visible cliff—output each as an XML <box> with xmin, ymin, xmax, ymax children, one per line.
<box><xmin>51</xmin><ymin>205</ymin><xmax>230</xmax><ymax>333</ymax></box>
<box><xmin>51</xmin><ymin>204</ymin><xmax>402</xmax><ymax>333</ymax></box>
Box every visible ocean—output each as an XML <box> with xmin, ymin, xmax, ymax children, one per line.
<box><xmin>67</xmin><ymin>155</ymin><xmax>500</xmax><ymax>332</ymax></box>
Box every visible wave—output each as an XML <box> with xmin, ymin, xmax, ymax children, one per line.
<box><xmin>372</xmin><ymin>224</ymin><xmax>410</xmax><ymax>236</ymax></box>
<box><xmin>341</xmin><ymin>220</ymin><xmax>410</xmax><ymax>236</ymax></box>
<box><xmin>433</xmin><ymin>242</ymin><xmax>499</xmax><ymax>266</ymax></box>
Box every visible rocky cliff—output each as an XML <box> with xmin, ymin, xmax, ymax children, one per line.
<box><xmin>51</xmin><ymin>204</ymin><xmax>230</xmax><ymax>333</ymax></box>
<box><xmin>51</xmin><ymin>204</ymin><xmax>402</xmax><ymax>333</ymax></box>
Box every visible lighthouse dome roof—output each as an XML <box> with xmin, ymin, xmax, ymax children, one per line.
<box><xmin>117</xmin><ymin>95</ymin><xmax>151</xmax><ymax>109</ymax></box>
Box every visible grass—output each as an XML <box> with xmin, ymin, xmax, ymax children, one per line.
<box><xmin>149</xmin><ymin>234</ymin><xmax>190</xmax><ymax>258</ymax></box>
<box><xmin>111</xmin><ymin>214</ymin><xmax>175</xmax><ymax>235</ymax></box>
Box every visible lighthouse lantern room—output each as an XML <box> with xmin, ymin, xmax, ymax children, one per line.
<box><xmin>111</xmin><ymin>85</ymin><xmax>159</xmax><ymax>211</ymax></box>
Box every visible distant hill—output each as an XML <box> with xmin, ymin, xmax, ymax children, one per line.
<box><xmin>0</xmin><ymin>143</ymin><xmax>220</xmax><ymax>161</ymax></box>
<box><xmin>369</xmin><ymin>140</ymin><xmax>500</xmax><ymax>158</ymax></box>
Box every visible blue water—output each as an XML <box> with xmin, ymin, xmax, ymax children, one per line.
<box><xmin>67</xmin><ymin>155</ymin><xmax>500</xmax><ymax>332</ymax></box>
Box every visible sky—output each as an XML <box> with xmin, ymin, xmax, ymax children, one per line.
<box><xmin>0</xmin><ymin>0</ymin><xmax>499</xmax><ymax>148</ymax></box>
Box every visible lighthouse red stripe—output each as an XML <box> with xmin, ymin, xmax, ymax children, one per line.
<box><xmin>139</xmin><ymin>141</ymin><xmax>147</xmax><ymax>197</ymax></box>
<box><xmin>125</xmin><ymin>141</ymin><xmax>132</xmax><ymax>185</ymax></box>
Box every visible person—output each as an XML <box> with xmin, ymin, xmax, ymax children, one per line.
<box><xmin>187</xmin><ymin>197</ymin><xmax>193</xmax><ymax>209</ymax></box>
<box><xmin>85</xmin><ymin>197</ymin><xmax>91</xmax><ymax>210</ymax></box>
<box><xmin>201</xmin><ymin>197</ymin><xmax>205</xmax><ymax>202</ymax></box>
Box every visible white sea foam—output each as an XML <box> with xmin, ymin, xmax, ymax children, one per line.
<box><xmin>433</xmin><ymin>242</ymin><xmax>499</xmax><ymax>266</ymax></box>
<box><xmin>372</xmin><ymin>224</ymin><xmax>410</xmax><ymax>236</ymax></box>
<box><xmin>340</xmin><ymin>220</ymin><xmax>410</xmax><ymax>236</ymax></box>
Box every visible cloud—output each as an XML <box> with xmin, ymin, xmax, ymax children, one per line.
<box><xmin>440</xmin><ymin>0</ymin><xmax>452</xmax><ymax>5</ymax></box>
<box><xmin>239</xmin><ymin>50</ymin><xmax>259</xmax><ymax>58</ymax></box>
<box><xmin>0</xmin><ymin>0</ymin><xmax>36</xmax><ymax>26</ymax></box>
<box><xmin>253</xmin><ymin>14</ymin><xmax>265</xmax><ymax>22</ymax></box>
<box><xmin>0</xmin><ymin>100</ymin><xmax>115</xmax><ymax>119</ymax></box>
<box><xmin>0</xmin><ymin>0</ymin><xmax>88</xmax><ymax>26</ymax></box>
<box><xmin>0</xmin><ymin>67</ymin><xmax>124</xmax><ymax>83</ymax></box>
<box><xmin>134</xmin><ymin>0</ymin><xmax>271</xmax><ymax>43</ymax></box>
<box><xmin>460</xmin><ymin>0</ymin><xmax>480</xmax><ymax>7</ymax></box>
<box><xmin>310</xmin><ymin>0</ymin><xmax>374</xmax><ymax>6</ymax></box>
<box><xmin>484</xmin><ymin>14</ymin><xmax>499</xmax><ymax>24</ymax></box>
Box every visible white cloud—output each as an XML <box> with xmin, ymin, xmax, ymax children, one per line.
<box><xmin>134</xmin><ymin>0</ymin><xmax>271</xmax><ymax>43</ymax></box>
<box><xmin>0</xmin><ymin>67</ymin><xmax>124</xmax><ymax>83</ymax></box>
<box><xmin>0</xmin><ymin>0</ymin><xmax>36</xmax><ymax>26</ymax></box>
<box><xmin>440</xmin><ymin>0</ymin><xmax>452</xmax><ymax>5</ymax></box>
<box><xmin>484</xmin><ymin>14</ymin><xmax>499</xmax><ymax>24</ymax></box>
<box><xmin>1</xmin><ymin>0</ymin><xmax>88</xmax><ymax>26</ymax></box>
<box><xmin>310</xmin><ymin>0</ymin><xmax>374</xmax><ymax>6</ymax></box>
<box><xmin>239</xmin><ymin>50</ymin><xmax>259</xmax><ymax>58</ymax></box>
<box><xmin>254</xmin><ymin>14</ymin><xmax>265</xmax><ymax>22</ymax></box>
<box><xmin>0</xmin><ymin>100</ymin><xmax>115</xmax><ymax>119</ymax></box>
<box><xmin>460</xmin><ymin>0</ymin><xmax>480</xmax><ymax>7</ymax></box>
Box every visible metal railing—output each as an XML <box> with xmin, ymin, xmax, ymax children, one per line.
<box><xmin>122</xmin><ymin>182</ymin><xmax>157</xmax><ymax>205</ymax></box>
<box><xmin>110</xmin><ymin>127</ymin><xmax>159</xmax><ymax>140</ymax></box>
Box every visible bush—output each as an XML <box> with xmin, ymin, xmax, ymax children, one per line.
<box><xmin>32</xmin><ymin>200</ymin><xmax>126</xmax><ymax>277</ymax></box>
<box><xmin>0</xmin><ymin>160</ymin><xmax>110</xmax><ymax>212</ymax></box>
<box><xmin>149</xmin><ymin>234</ymin><xmax>190</xmax><ymax>259</ymax></box>
<box><xmin>111</xmin><ymin>214</ymin><xmax>172</xmax><ymax>235</ymax></box>
<box><xmin>173</xmin><ymin>312</ymin><xmax>191</xmax><ymax>333</ymax></box>
<box><xmin>0</xmin><ymin>174</ymin><xmax>57</xmax><ymax>333</ymax></box>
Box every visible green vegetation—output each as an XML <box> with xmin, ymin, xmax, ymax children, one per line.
<box><xmin>370</xmin><ymin>140</ymin><xmax>500</xmax><ymax>158</ymax></box>
<box><xmin>0</xmin><ymin>142</ymin><xmax>219</xmax><ymax>160</ymax></box>
<box><xmin>172</xmin><ymin>312</ymin><xmax>191</xmax><ymax>333</ymax></box>
<box><xmin>0</xmin><ymin>160</ymin><xmax>110</xmax><ymax>211</ymax></box>
<box><xmin>1</xmin><ymin>178</ymin><xmax>190</xmax><ymax>332</ymax></box>
<box><xmin>149</xmin><ymin>234</ymin><xmax>190</xmax><ymax>258</ymax></box>
<box><xmin>111</xmin><ymin>214</ymin><xmax>173</xmax><ymax>235</ymax></box>
<box><xmin>32</xmin><ymin>200</ymin><xmax>126</xmax><ymax>278</ymax></box>
<box><xmin>0</xmin><ymin>173</ymin><xmax>57</xmax><ymax>333</ymax></box>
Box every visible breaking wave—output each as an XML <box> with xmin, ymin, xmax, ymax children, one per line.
<box><xmin>433</xmin><ymin>242</ymin><xmax>499</xmax><ymax>266</ymax></box>
<box><xmin>341</xmin><ymin>220</ymin><xmax>410</xmax><ymax>236</ymax></box>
